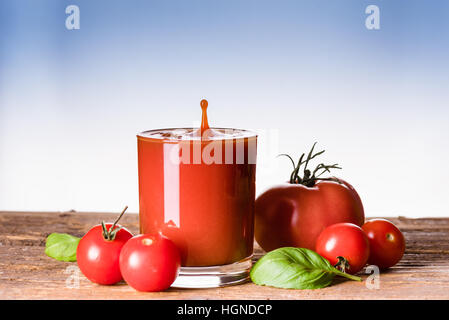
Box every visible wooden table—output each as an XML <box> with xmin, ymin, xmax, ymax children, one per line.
<box><xmin>1</xmin><ymin>211</ymin><xmax>448</xmax><ymax>300</ymax></box>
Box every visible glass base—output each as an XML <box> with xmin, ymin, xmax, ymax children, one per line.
<box><xmin>171</xmin><ymin>256</ymin><xmax>252</xmax><ymax>288</ymax></box>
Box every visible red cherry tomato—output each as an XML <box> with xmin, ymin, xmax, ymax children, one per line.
<box><xmin>362</xmin><ymin>219</ymin><xmax>405</xmax><ymax>269</ymax></box>
<box><xmin>316</xmin><ymin>223</ymin><xmax>370</xmax><ymax>274</ymax></box>
<box><xmin>119</xmin><ymin>234</ymin><xmax>181</xmax><ymax>292</ymax></box>
<box><xmin>77</xmin><ymin>223</ymin><xmax>133</xmax><ymax>285</ymax></box>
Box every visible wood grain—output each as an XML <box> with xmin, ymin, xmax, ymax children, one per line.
<box><xmin>1</xmin><ymin>211</ymin><xmax>449</xmax><ymax>300</ymax></box>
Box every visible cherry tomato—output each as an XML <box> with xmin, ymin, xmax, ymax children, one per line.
<box><xmin>77</xmin><ymin>223</ymin><xmax>133</xmax><ymax>285</ymax></box>
<box><xmin>362</xmin><ymin>219</ymin><xmax>405</xmax><ymax>269</ymax></box>
<box><xmin>119</xmin><ymin>234</ymin><xmax>181</xmax><ymax>292</ymax></box>
<box><xmin>316</xmin><ymin>223</ymin><xmax>370</xmax><ymax>274</ymax></box>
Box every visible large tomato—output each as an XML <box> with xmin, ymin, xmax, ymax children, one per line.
<box><xmin>255</xmin><ymin>144</ymin><xmax>365</xmax><ymax>252</ymax></box>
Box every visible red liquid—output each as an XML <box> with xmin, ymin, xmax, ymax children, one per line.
<box><xmin>137</xmin><ymin>101</ymin><xmax>257</xmax><ymax>266</ymax></box>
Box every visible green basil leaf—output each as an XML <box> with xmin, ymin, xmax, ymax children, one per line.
<box><xmin>45</xmin><ymin>233</ymin><xmax>80</xmax><ymax>262</ymax></box>
<box><xmin>250</xmin><ymin>247</ymin><xmax>361</xmax><ymax>289</ymax></box>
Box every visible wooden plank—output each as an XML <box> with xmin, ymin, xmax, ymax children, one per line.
<box><xmin>1</xmin><ymin>211</ymin><xmax>449</xmax><ymax>300</ymax></box>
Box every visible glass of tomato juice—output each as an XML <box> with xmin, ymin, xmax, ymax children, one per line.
<box><xmin>136</xmin><ymin>100</ymin><xmax>257</xmax><ymax>288</ymax></box>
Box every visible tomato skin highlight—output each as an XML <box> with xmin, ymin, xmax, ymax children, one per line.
<box><xmin>119</xmin><ymin>234</ymin><xmax>181</xmax><ymax>292</ymax></box>
<box><xmin>362</xmin><ymin>219</ymin><xmax>405</xmax><ymax>269</ymax></box>
<box><xmin>76</xmin><ymin>224</ymin><xmax>133</xmax><ymax>285</ymax></box>
<box><xmin>315</xmin><ymin>223</ymin><xmax>370</xmax><ymax>274</ymax></box>
<box><xmin>255</xmin><ymin>180</ymin><xmax>364</xmax><ymax>252</ymax></box>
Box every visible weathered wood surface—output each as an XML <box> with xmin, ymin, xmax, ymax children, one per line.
<box><xmin>1</xmin><ymin>211</ymin><xmax>449</xmax><ymax>300</ymax></box>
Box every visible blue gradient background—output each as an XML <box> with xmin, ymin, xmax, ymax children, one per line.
<box><xmin>1</xmin><ymin>1</ymin><xmax>448</xmax><ymax>217</ymax></box>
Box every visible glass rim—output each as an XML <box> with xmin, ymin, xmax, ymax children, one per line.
<box><xmin>137</xmin><ymin>127</ymin><xmax>258</xmax><ymax>142</ymax></box>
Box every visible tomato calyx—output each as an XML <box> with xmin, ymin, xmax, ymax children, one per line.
<box><xmin>101</xmin><ymin>206</ymin><xmax>128</xmax><ymax>241</ymax></box>
<box><xmin>279</xmin><ymin>142</ymin><xmax>342</xmax><ymax>187</ymax></box>
<box><xmin>334</xmin><ymin>256</ymin><xmax>351</xmax><ymax>273</ymax></box>
<box><xmin>386</xmin><ymin>233</ymin><xmax>394</xmax><ymax>241</ymax></box>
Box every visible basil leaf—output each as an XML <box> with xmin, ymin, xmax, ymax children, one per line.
<box><xmin>45</xmin><ymin>233</ymin><xmax>80</xmax><ymax>262</ymax></box>
<box><xmin>250</xmin><ymin>247</ymin><xmax>361</xmax><ymax>289</ymax></box>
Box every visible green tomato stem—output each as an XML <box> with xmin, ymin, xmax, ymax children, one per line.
<box><xmin>278</xmin><ymin>142</ymin><xmax>343</xmax><ymax>187</ymax></box>
<box><xmin>333</xmin><ymin>269</ymin><xmax>363</xmax><ymax>282</ymax></box>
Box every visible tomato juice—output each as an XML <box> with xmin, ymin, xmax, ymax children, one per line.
<box><xmin>137</xmin><ymin>100</ymin><xmax>257</xmax><ymax>268</ymax></box>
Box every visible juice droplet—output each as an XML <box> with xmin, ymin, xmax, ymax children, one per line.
<box><xmin>200</xmin><ymin>99</ymin><xmax>210</xmax><ymax>136</ymax></box>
